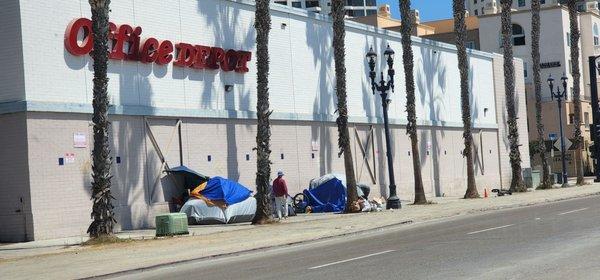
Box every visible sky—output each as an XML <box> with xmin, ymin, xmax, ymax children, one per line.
<box><xmin>376</xmin><ymin>0</ymin><xmax>453</xmax><ymax>22</ymax></box>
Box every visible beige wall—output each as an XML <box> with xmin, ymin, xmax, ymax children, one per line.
<box><xmin>19</xmin><ymin>111</ymin><xmax>509</xmax><ymax>240</ymax></box>
<box><xmin>421</xmin><ymin>29</ymin><xmax>481</xmax><ymax>50</ymax></box>
<box><xmin>0</xmin><ymin>113</ymin><xmax>33</xmax><ymax>242</ymax></box>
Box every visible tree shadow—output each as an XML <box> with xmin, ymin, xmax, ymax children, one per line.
<box><xmin>416</xmin><ymin>46</ymin><xmax>447</xmax><ymax>197</ymax></box>
<box><xmin>304</xmin><ymin>15</ymin><xmax>335</xmax><ymax>176</ymax></box>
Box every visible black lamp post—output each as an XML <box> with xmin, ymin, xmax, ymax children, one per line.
<box><xmin>366</xmin><ymin>45</ymin><xmax>400</xmax><ymax>209</ymax></box>
<box><xmin>548</xmin><ymin>73</ymin><xmax>569</xmax><ymax>186</ymax></box>
<box><xmin>587</xmin><ymin>56</ymin><xmax>600</xmax><ymax>182</ymax></box>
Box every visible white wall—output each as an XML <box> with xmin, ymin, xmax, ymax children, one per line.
<box><xmin>0</xmin><ymin>0</ymin><xmax>25</xmax><ymax>103</ymax></box>
<box><xmin>16</xmin><ymin>0</ymin><xmax>498</xmax><ymax>129</ymax></box>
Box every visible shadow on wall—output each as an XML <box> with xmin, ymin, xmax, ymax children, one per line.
<box><xmin>416</xmin><ymin>46</ymin><xmax>447</xmax><ymax>197</ymax></box>
<box><xmin>305</xmin><ymin>16</ymin><xmax>336</xmax><ymax>177</ymax></box>
<box><xmin>468</xmin><ymin>64</ymin><xmax>482</xmax><ymax>177</ymax></box>
<box><xmin>198</xmin><ymin>0</ymin><xmax>255</xmax><ymax>184</ymax></box>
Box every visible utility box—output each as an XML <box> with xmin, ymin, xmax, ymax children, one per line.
<box><xmin>155</xmin><ymin>213</ymin><xmax>189</xmax><ymax>237</ymax></box>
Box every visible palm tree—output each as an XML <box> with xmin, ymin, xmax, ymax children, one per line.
<box><xmin>399</xmin><ymin>0</ymin><xmax>426</xmax><ymax>204</ymax></box>
<box><xmin>331</xmin><ymin>0</ymin><xmax>360</xmax><ymax>212</ymax></box>
<box><xmin>531</xmin><ymin>0</ymin><xmax>552</xmax><ymax>189</ymax></box>
<box><xmin>453</xmin><ymin>0</ymin><xmax>479</xmax><ymax>198</ymax></box>
<box><xmin>252</xmin><ymin>0</ymin><xmax>274</xmax><ymax>224</ymax></box>
<box><xmin>87</xmin><ymin>0</ymin><xmax>116</xmax><ymax>238</ymax></box>
<box><xmin>567</xmin><ymin>0</ymin><xmax>585</xmax><ymax>185</ymax></box>
<box><xmin>500</xmin><ymin>0</ymin><xmax>527</xmax><ymax>192</ymax></box>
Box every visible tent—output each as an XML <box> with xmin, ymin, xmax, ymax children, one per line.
<box><xmin>168</xmin><ymin>166</ymin><xmax>255</xmax><ymax>224</ymax></box>
<box><xmin>166</xmin><ymin>166</ymin><xmax>210</xmax><ymax>190</ymax></box>
<box><xmin>303</xmin><ymin>175</ymin><xmax>347</xmax><ymax>213</ymax></box>
<box><xmin>181</xmin><ymin>197</ymin><xmax>256</xmax><ymax>224</ymax></box>
<box><xmin>201</xmin><ymin>176</ymin><xmax>252</xmax><ymax>206</ymax></box>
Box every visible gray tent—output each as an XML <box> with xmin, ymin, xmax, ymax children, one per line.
<box><xmin>180</xmin><ymin>197</ymin><xmax>256</xmax><ymax>224</ymax></box>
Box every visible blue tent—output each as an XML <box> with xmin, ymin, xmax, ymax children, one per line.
<box><xmin>303</xmin><ymin>177</ymin><xmax>346</xmax><ymax>213</ymax></box>
<box><xmin>202</xmin><ymin>176</ymin><xmax>252</xmax><ymax>206</ymax></box>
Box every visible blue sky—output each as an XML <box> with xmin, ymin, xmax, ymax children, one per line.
<box><xmin>377</xmin><ymin>0</ymin><xmax>453</xmax><ymax>22</ymax></box>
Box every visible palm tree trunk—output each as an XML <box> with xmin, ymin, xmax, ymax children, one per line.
<box><xmin>567</xmin><ymin>0</ymin><xmax>585</xmax><ymax>185</ymax></box>
<box><xmin>252</xmin><ymin>0</ymin><xmax>273</xmax><ymax>224</ymax></box>
<box><xmin>531</xmin><ymin>0</ymin><xmax>551</xmax><ymax>189</ymax></box>
<box><xmin>399</xmin><ymin>0</ymin><xmax>427</xmax><ymax>204</ymax></box>
<box><xmin>87</xmin><ymin>0</ymin><xmax>116</xmax><ymax>238</ymax></box>
<box><xmin>331</xmin><ymin>0</ymin><xmax>359</xmax><ymax>212</ymax></box>
<box><xmin>453</xmin><ymin>0</ymin><xmax>479</xmax><ymax>198</ymax></box>
<box><xmin>500</xmin><ymin>0</ymin><xmax>527</xmax><ymax>193</ymax></box>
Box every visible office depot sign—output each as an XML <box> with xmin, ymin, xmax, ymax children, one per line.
<box><xmin>64</xmin><ymin>18</ymin><xmax>252</xmax><ymax>73</ymax></box>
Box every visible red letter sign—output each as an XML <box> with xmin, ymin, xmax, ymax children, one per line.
<box><xmin>65</xmin><ymin>18</ymin><xmax>93</xmax><ymax>56</ymax></box>
<box><xmin>65</xmin><ymin>18</ymin><xmax>251</xmax><ymax>74</ymax></box>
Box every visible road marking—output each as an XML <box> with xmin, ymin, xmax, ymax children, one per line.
<box><xmin>557</xmin><ymin>208</ymin><xmax>588</xmax><ymax>216</ymax></box>
<box><xmin>466</xmin><ymin>224</ymin><xmax>515</xmax><ymax>235</ymax></box>
<box><xmin>308</xmin><ymin>250</ymin><xmax>395</xmax><ymax>270</ymax></box>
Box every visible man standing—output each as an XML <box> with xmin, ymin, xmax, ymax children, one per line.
<box><xmin>273</xmin><ymin>170</ymin><xmax>289</xmax><ymax>220</ymax></box>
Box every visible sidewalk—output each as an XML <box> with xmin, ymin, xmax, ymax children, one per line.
<box><xmin>1</xmin><ymin>184</ymin><xmax>600</xmax><ymax>279</ymax></box>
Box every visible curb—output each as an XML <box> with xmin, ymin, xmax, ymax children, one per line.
<box><xmin>79</xmin><ymin>220</ymin><xmax>414</xmax><ymax>280</ymax></box>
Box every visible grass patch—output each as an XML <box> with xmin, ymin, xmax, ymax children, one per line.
<box><xmin>82</xmin><ymin>235</ymin><xmax>134</xmax><ymax>246</ymax></box>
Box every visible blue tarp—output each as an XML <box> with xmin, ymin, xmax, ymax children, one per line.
<box><xmin>202</xmin><ymin>176</ymin><xmax>252</xmax><ymax>206</ymax></box>
<box><xmin>303</xmin><ymin>177</ymin><xmax>346</xmax><ymax>213</ymax></box>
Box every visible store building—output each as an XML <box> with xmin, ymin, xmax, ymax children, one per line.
<box><xmin>0</xmin><ymin>0</ymin><xmax>529</xmax><ymax>242</ymax></box>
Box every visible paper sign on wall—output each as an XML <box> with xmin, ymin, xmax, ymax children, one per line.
<box><xmin>74</xmin><ymin>133</ymin><xmax>87</xmax><ymax>148</ymax></box>
<box><xmin>311</xmin><ymin>141</ymin><xmax>320</xmax><ymax>151</ymax></box>
<box><xmin>65</xmin><ymin>153</ymin><xmax>75</xmax><ymax>164</ymax></box>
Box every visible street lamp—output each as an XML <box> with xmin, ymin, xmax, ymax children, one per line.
<box><xmin>587</xmin><ymin>55</ymin><xmax>600</xmax><ymax>182</ymax></box>
<box><xmin>548</xmin><ymin>73</ymin><xmax>569</xmax><ymax>186</ymax></box>
<box><xmin>366</xmin><ymin>45</ymin><xmax>400</xmax><ymax>209</ymax></box>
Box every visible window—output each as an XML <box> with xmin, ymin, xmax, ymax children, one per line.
<box><xmin>365</xmin><ymin>0</ymin><xmax>376</xmax><ymax>6</ymax></box>
<box><xmin>567</xmin><ymin>32</ymin><xmax>571</xmax><ymax>46</ymax></box>
<box><xmin>512</xmin><ymin>24</ymin><xmax>526</xmax><ymax>45</ymax></box>
<box><xmin>524</xmin><ymin>62</ymin><xmax>528</xmax><ymax>78</ymax></box>
<box><xmin>346</xmin><ymin>0</ymin><xmax>364</xmax><ymax>6</ymax></box>
<box><xmin>466</xmin><ymin>41</ymin><xmax>476</xmax><ymax>49</ymax></box>
<box><xmin>518</xmin><ymin>0</ymin><xmax>526</xmax><ymax>7</ymax></box>
<box><xmin>594</xmin><ymin>23</ymin><xmax>599</xmax><ymax>46</ymax></box>
<box><xmin>366</xmin><ymin>9</ymin><xmax>377</xmax><ymax>16</ymax></box>
<box><xmin>346</xmin><ymin>9</ymin><xmax>365</xmax><ymax>17</ymax></box>
<box><xmin>274</xmin><ymin>1</ymin><xmax>287</xmax><ymax>5</ymax></box>
<box><xmin>475</xmin><ymin>9</ymin><xmax>479</xmax><ymax>16</ymax></box>
<box><xmin>305</xmin><ymin>1</ymin><xmax>319</xmax><ymax>8</ymax></box>
<box><xmin>585</xmin><ymin>112</ymin><xmax>590</xmax><ymax>127</ymax></box>
<box><xmin>569</xmin><ymin>59</ymin><xmax>573</xmax><ymax>74</ymax></box>
<box><xmin>292</xmin><ymin>1</ymin><xmax>302</xmax><ymax>8</ymax></box>
<box><xmin>541</xmin><ymin>0</ymin><xmax>545</xmax><ymax>3</ymax></box>
<box><xmin>569</xmin><ymin>114</ymin><xmax>575</xmax><ymax>124</ymax></box>
<box><xmin>482</xmin><ymin>7</ymin><xmax>485</xmax><ymax>15</ymax></box>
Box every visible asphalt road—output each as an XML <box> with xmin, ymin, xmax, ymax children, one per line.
<box><xmin>113</xmin><ymin>196</ymin><xmax>600</xmax><ymax>280</ymax></box>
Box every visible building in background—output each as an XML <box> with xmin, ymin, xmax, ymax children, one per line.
<box><xmin>272</xmin><ymin>0</ymin><xmax>377</xmax><ymax>17</ymax></box>
<box><xmin>466</xmin><ymin>0</ymin><xmax>600</xmax><ymax>17</ymax></box>
<box><xmin>477</xmin><ymin>3</ymin><xmax>600</xmax><ymax>177</ymax></box>
<box><xmin>419</xmin><ymin>16</ymin><xmax>481</xmax><ymax>50</ymax></box>
<box><xmin>349</xmin><ymin>5</ymin><xmax>436</xmax><ymax>36</ymax></box>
